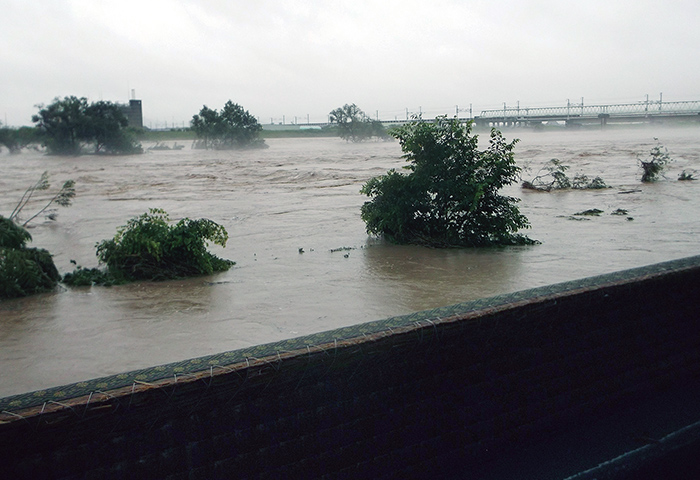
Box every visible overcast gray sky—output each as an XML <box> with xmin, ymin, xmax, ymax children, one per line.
<box><xmin>2</xmin><ymin>0</ymin><xmax>699</xmax><ymax>127</ymax></box>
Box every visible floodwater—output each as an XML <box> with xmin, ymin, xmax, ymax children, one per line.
<box><xmin>1</xmin><ymin>126</ymin><xmax>699</xmax><ymax>397</ymax></box>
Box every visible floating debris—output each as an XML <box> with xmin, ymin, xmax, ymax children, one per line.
<box><xmin>330</xmin><ymin>246</ymin><xmax>355</xmax><ymax>253</ymax></box>
<box><xmin>574</xmin><ymin>209</ymin><xmax>604</xmax><ymax>216</ymax></box>
<box><xmin>560</xmin><ymin>215</ymin><xmax>591</xmax><ymax>221</ymax></box>
<box><xmin>678</xmin><ymin>170</ymin><xmax>695</xmax><ymax>181</ymax></box>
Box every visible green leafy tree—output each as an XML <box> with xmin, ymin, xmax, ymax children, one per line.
<box><xmin>1</xmin><ymin>216</ymin><xmax>60</xmax><ymax>299</ymax></box>
<box><xmin>32</xmin><ymin>96</ymin><xmax>142</xmax><ymax>155</ymax></box>
<box><xmin>191</xmin><ymin>101</ymin><xmax>265</xmax><ymax>149</ymax></box>
<box><xmin>191</xmin><ymin>105</ymin><xmax>220</xmax><ymax>149</ymax></box>
<box><xmin>329</xmin><ymin>104</ymin><xmax>387</xmax><ymax>142</ymax></box>
<box><xmin>32</xmin><ymin>96</ymin><xmax>90</xmax><ymax>155</ymax></box>
<box><xmin>93</xmin><ymin>208</ymin><xmax>235</xmax><ymax>281</ymax></box>
<box><xmin>361</xmin><ymin>117</ymin><xmax>534</xmax><ymax>247</ymax></box>
<box><xmin>85</xmin><ymin>101</ymin><xmax>142</xmax><ymax>154</ymax></box>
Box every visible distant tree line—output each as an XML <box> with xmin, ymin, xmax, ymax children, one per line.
<box><xmin>2</xmin><ymin>98</ymin><xmax>396</xmax><ymax>155</ymax></box>
<box><xmin>0</xmin><ymin>121</ymin><xmax>42</xmax><ymax>153</ymax></box>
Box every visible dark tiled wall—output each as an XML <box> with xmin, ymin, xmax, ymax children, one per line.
<box><xmin>2</xmin><ymin>268</ymin><xmax>700</xmax><ymax>479</ymax></box>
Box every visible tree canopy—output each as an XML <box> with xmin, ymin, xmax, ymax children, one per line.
<box><xmin>191</xmin><ymin>101</ymin><xmax>266</xmax><ymax>149</ymax></box>
<box><xmin>32</xmin><ymin>96</ymin><xmax>142</xmax><ymax>155</ymax></box>
<box><xmin>360</xmin><ymin>117</ymin><xmax>535</xmax><ymax>247</ymax></box>
<box><xmin>329</xmin><ymin>104</ymin><xmax>387</xmax><ymax>142</ymax></box>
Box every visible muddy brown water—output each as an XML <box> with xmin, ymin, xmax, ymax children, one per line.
<box><xmin>1</xmin><ymin>126</ymin><xmax>699</xmax><ymax>397</ymax></box>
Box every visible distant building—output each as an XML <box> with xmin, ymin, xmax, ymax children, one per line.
<box><xmin>119</xmin><ymin>99</ymin><xmax>143</xmax><ymax>128</ymax></box>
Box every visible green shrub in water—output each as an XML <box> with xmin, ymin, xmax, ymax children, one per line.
<box><xmin>94</xmin><ymin>209</ymin><xmax>235</xmax><ymax>282</ymax></box>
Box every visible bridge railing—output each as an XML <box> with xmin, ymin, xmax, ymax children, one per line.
<box><xmin>478</xmin><ymin>100</ymin><xmax>700</xmax><ymax>119</ymax></box>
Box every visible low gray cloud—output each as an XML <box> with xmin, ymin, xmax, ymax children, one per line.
<box><xmin>2</xmin><ymin>0</ymin><xmax>699</xmax><ymax>127</ymax></box>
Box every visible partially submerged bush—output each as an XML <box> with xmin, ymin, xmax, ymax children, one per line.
<box><xmin>62</xmin><ymin>263</ymin><xmax>119</xmax><ymax>287</ymax></box>
<box><xmin>0</xmin><ymin>216</ymin><xmax>60</xmax><ymax>299</ymax></box>
<box><xmin>522</xmin><ymin>159</ymin><xmax>571</xmax><ymax>191</ymax></box>
<box><xmin>639</xmin><ymin>139</ymin><xmax>671</xmax><ymax>182</ymax></box>
<box><xmin>92</xmin><ymin>209</ymin><xmax>234</xmax><ymax>282</ymax></box>
<box><xmin>523</xmin><ymin>159</ymin><xmax>607</xmax><ymax>191</ymax></box>
<box><xmin>572</xmin><ymin>173</ymin><xmax>607</xmax><ymax>189</ymax></box>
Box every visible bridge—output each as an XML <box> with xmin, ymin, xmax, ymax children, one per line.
<box><xmin>474</xmin><ymin>99</ymin><xmax>700</xmax><ymax>127</ymax></box>
<box><xmin>259</xmin><ymin>99</ymin><xmax>700</xmax><ymax>132</ymax></box>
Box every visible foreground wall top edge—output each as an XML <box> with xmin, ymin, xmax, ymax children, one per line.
<box><xmin>1</xmin><ymin>254</ymin><xmax>699</xmax><ymax>413</ymax></box>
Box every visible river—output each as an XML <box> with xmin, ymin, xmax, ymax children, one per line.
<box><xmin>1</xmin><ymin>125</ymin><xmax>699</xmax><ymax>397</ymax></box>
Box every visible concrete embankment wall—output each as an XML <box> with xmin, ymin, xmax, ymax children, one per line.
<box><xmin>1</xmin><ymin>256</ymin><xmax>700</xmax><ymax>479</ymax></box>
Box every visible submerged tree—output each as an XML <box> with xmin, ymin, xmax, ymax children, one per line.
<box><xmin>191</xmin><ymin>101</ymin><xmax>265</xmax><ymax>149</ymax></box>
<box><xmin>361</xmin><ymin>117</ymin><xmax>535</xmax><ymax>247</ymax></box>
<box><xmin>522</xmin><ymin>159</ymin><xmax>607</xmax><ymax>191</ymax></box>
<box><xmin>84</xmin><ymin>100</ymin><xmax>142</xmax><ymax>154</ymax></box>
<box><xmin>329</xmin><ymin>104</ymin><xmax>387</xmax><ymax>142</ymax></box>
<box><xmin>32</xmin><ymin>96</ymin><xmax>142</xmax><ymax>155</ymax></box>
